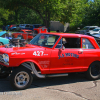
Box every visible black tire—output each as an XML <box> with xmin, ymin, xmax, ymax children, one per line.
<box><xmin>10</xmin><ymin>67</ymin><xmax>33</xmax><ymax>90</ymax></box>
<box><xmin>86</xmin><ymin>62</ymin><xmax>100</xmax><ymax>80</ymax></box>
<box><xmin>0</xmin><ymin>72</ymin><xmax>9</xmax><ymax>78</ymax></box>
<box><xmin>0</xmin><ymin>42</ymin><xmax>3</xmax><ymax>46</ymax></box>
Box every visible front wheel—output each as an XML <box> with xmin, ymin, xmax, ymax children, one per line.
<box><xmin>10</xmin><ymin>67</ymin><xmax>33</xmax><ymax>90</ymax></box>
<box><xmin>0</xmin><ymin>72</ymin><xmax>9</xmax><ymax>78</ymax></box>
<box><xmin>86</xmin><ymin>62</ymin><xmax>100</xmax><ymax>80</ymax></box>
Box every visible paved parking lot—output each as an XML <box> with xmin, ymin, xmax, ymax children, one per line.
<box><xmin>0</xmin><ymin>73</ymin><xmax>100</xmax><ymax>100</ymax></box>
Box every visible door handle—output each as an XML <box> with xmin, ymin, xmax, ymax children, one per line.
<box><xmin>78</xmin><ymin>50</ymin><xmax>83</xmax><ymax>54</ymax></box>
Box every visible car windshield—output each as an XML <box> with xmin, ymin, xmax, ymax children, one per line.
<box><xmin>82</xmin><ymin>27</ymin><xmax>96</xmax><ymax>30</ymax></box>
<box><xmin>93</xmin><ymin>28</ymin><xmax>100</xmax><ymax>31</ymax></box>
<box><xmin>29</xmin><ymin>33</ymin><xmax>59</xmax><ymax>48</ymax></box>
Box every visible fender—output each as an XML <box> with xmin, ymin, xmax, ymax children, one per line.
<box><xmin>16</xmin><ymin>59</ymin><xmax>42</xmax><ymax>71</ymax></box>
<box><xmin>22</xmin><ymin>62</ymin><xmax>46</xmax><ymax>78</ymax></box>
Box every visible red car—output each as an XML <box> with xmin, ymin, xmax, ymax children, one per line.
<box><xmin>0</xmin><ymin>33</ymin><xmax>100</xmax><ymax>90</ymax></box>
<box><xmin>33</xmin><ymin>27</ymin><xmax>48</xmax><ymax>34</ymax></box>
<box><xmin>12</xmin><ymin>29</ymin><xmax>34</xmax><ymax>40</ymax></box>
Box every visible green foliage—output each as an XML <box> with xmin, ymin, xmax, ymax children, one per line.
<box><xmin>0</xmin><ymin>7</ymin><xmax>13</xmax><ymax>28</ymax></box>
<box><xmin>82</xmin><ymin>0</ymin><xmax>100</xmax><ymax>26</ymax></box>
<box><xmin>0</xmin><ymin>0</ymin><xmax>100</xmax><ymax>32</ymax></box>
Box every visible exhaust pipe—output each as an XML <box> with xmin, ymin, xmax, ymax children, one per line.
<box><xmin>22</xmin><ymin>62</ymin><xmax>68</xmax><ymax>78</ymax></box>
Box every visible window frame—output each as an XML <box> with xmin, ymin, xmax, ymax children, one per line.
<box><xmin>55</xmin><ymin>37</ymin><xmax>81</xmax><ymax>49</ymax></box>
<box><xmin>82</xmin><ymin>38</ymin><xmax>95</xmax><ymax>49</ymax></box>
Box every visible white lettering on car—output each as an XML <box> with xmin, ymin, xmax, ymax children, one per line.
<box><xmin>11</xmin><ymin>52</ymin><xmax>25</xmax><ymax>55</ymax></box>
<box><xmin>33</xmin><ymin>51</ymin><xmax>44</xmax><ymax>56</ymax></box>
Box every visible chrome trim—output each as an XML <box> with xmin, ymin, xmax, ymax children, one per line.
<box><xmin>22</xmin><ymin>62</ymin><xmax>68</xmax><ymax>78</ymax></box>
<box><xmin>22</xmin><ymin>62</ymin><xmax>46</xmax><ymax>78</ymax></box>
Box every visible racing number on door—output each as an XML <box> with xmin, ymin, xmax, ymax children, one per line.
<box><xmin>33</xmin><ymin>51</ymin><xmax>44</xmax><ymax>56</ymax></box>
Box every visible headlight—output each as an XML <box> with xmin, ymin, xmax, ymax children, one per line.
<box><xmin>3</xmin><ymin>54</ymin><xmax>9</xmax><ymax>63</ymax></box>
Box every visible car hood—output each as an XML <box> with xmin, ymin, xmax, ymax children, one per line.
<box><xmin>0</xmin><ymin>44</ymin><xmax>49</xmax><ymax>54</ymax></box>
<box><xmin>0</xmin><ymin>31</ymin><xmax>6</xmax><ymax>36</ymax></box>
<box><xmin>92</xmin><ymin>34</ymin><xmax>100</xmax><ymax>38</ymax></box>
<box><xmin>90</xmin><ymin>31</ymin><xmax>99</xmax><ymax>34</ymax></box>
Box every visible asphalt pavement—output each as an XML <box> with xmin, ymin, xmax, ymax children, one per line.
<box><xmin>0</xmin><ymin>73</ymin><xmax>100</xmax><ymax>100</ymax></box>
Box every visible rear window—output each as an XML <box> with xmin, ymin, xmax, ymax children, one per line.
<box><xmin>82</xmin><ymin>38</ymin><xmax>94</xmax><ymax>49</ymax></box>
<box><xmin>25</xmin><ymin>25</ymin><xmax>30</xmax><ymax>28</ymax></box>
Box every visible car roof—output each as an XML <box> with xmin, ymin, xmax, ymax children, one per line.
<box><xmin>85</xmin><ymin>26</ymin><xmax>98</xmax><ymax>27</ymax></box>
<box><xmin>44</xmin><ymin>32</ymin><xmax>94</xmax><ymax>39</ymax></box>
<box><xmin>95</xmin><ymin>27</ymin><xmax>100</xmax><ymax>29</ymax></box>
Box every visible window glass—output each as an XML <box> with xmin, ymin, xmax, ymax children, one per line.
<box><xmin>25</xmin><ymin>25</ymin><xmax>30</xmax><ymax>28</ymax></box>
<box><xmin>34</xmin><ymin>25</ymin><xmax>39</xmax><ymax>28</ymax></box>
<box><xmin>89</xmin><ymin>27</ymin><xmax>96</xmax><ymax>30</ymax></box>
<box><xmin>30</xmin><ymin>25</ymin><xmax>33</xmax><ymax>28</ymax></box>
<box><xmin>82</xmin><ymin>38</ymin><xmax>94</xmax><ymax>49</ymax></box>
<box><xmin>55</xmin><ymin>38</ymin><xmax>80</xmax><ymax>48</ymax></box>
<box><xmin>29</xmin><ymin>34</ymin><xmax>59</xmax><ymax>48</ymax></box>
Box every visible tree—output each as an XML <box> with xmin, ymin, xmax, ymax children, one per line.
<box><xmin>0</xmin><ymin>0</ymin><xmax>66</xmax><ymax>28</ymax></box>
<box><xmin>0</xmin><ymin>0</ymin><xmax>100</xmax><ymax>31</ymax></box>
<box><xmin>82</xmin><ymin>0</ymin><xmax>100</xmax><ymax>26</ymax></box>
<box><xmin>0</xmin><ymin>7</ymin><xmax>13</xmax><ymax>27</ymax></box>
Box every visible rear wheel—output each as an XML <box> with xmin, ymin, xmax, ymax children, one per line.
<box><xmin>10</xmin><ymin>67</ymin><xmax>33</xmax><ymax>90</ymax></box>
<box><xmin>86</xmin><ymin>62</ymin><xmax>100</xmax><ymax>80</ymax></box>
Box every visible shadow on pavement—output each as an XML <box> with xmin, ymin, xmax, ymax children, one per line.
<box><xmin>0</xmin><ymin>73</ymin><xmax>91</xmax><ymax>92</ymax></box>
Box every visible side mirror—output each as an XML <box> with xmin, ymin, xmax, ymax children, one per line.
<box><xmin>62</xmin><ymin>45</ymin><xmax>65</xmax><ymax>50</ymax></box>
<box><xmin>59</xmin><ymin>45</ymin><xmax>65</xmax><ymax>51</ymax></box>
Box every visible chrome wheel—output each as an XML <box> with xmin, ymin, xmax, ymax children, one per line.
<box><xmin>15</xmin><ymin>71</ymin><xmax>29</xmax><ymax>88</ymax></box>
<box><xmin>10</xmin><ymin>67</ymin><xmax>33</xmax><ymax>90</ymax></box>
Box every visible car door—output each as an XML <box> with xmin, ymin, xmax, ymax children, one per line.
<box><xmin>50</xmin><ymin>37</ymin><xmax>85</xmax><ymax>74</ymax></box>
<box><xmin>81</xmin><ymin>38</ymin><xmax>98</xmax><ymax>68</ymax></box>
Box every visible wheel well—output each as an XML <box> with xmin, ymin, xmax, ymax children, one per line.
<box><xmin>0</xmin><ymin>42</ymin><xmax>4</xmax><ymax>45</ymax></box>
<box><xmin>20</xmin><ymin>62</ymin><xmax>41</xmax><ymax>72</ymax></box>
<box><xmin>89</xmin><ymin>61</ymin><xmax>100</xmax><ymax>67</ymax></box>
<box><xmin>34</xmin><ymin>63</ymin><xmax>40</xmax><ymax>71</ymax></box>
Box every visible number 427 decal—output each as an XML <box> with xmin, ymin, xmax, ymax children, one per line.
<box><xmin>33</xmin><ymin>51</ymin><xmax>44</xmax><ymax>56</ymax></box>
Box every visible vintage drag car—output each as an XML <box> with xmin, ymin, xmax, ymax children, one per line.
<box><xmin>12</xmin><ymin>29</ymin><xmax>34</xmax><ymax>40</ymax></box>
<box><xmin>12</xmin><ymin>28</ymin><xmax>48</xmax><ymax>41</ymax></box>
<box><xmin>0</xmin><ymin>31</ymin><xmax>26</xmax><ymax>47</ymax></box>
<box><xmin>0</xmin><ymin>32</ymin><xmax>100</xmax><ymax>90</ymax></box>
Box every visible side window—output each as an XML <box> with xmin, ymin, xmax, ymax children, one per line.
<box><xmin>25</xmin><ymin>25</ymin><xmax>30</xmax><ymax>28</ymax></box>
<box><xmin>30</xmin><ymin>25</ymin><xmax>33</xmax><ymax>28</ymax></box>
<box><xmin>55</xmin><ymin>38</ymin><xmax>80</xmax><ymax>48</ymax></box>
<box><xmin>82</xmin><ymin>38</ymin><xmax>94</xmax><ymax>49</ymax></box>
